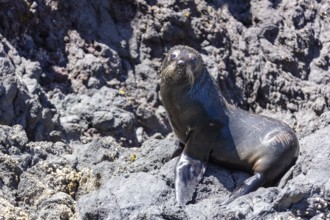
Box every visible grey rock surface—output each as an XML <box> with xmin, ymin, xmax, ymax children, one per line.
<box><xmin>0</xmin><ymin>0</ymin><xmax>329</xmax><ymax>219</ymax></box>
<box><xmin>75</xmin><ymin>124</ymin><xmax>330</xmax><ymax>219</ymax></box>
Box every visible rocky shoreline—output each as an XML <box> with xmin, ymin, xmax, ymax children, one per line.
<box><xmin>0</xmin><ymin>0</ymin><xmax>329</xmax><ymax>219</ymax></box>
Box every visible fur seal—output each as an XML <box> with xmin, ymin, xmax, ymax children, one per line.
<box><xmin>159</xmin><ymin>45</ymin><xmax>299</xmax><ymax>205</ymax></box>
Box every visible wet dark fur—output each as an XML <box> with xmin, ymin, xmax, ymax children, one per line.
<box><xmin>160</xmin><ymin>45</ymin><xmax>299</xmax><ymax>205</ymax></box>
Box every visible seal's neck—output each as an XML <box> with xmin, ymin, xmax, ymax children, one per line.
<box><xmin>190</xmin><ymin>71</ymin><xmax>230</xmax><ymax>108</ymax></box>
<box><xmin>190</xmin><ymin>71</ymin><xmax>217</xmax><ymax>95</ymax></box>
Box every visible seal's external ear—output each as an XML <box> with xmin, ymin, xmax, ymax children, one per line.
<box><xmin>175</xmin><ymin>152</ymin><xmax>207</xmax><ymax>206</ymax></box>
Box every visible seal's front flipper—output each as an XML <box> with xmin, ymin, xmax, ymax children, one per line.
<box><xmin>222</xmin><ymin>173</ymin><xmax>265</xmax><ymax>205</ymax></box>
<box><xmin>175</xmin><ymin>153</ymin><xmax>207</xmax><ymax>206</ymax></box>
<box><xmin>171</xmin><ymin>140</ymin><xmax>185</xmax><ymax>159</ymax></box>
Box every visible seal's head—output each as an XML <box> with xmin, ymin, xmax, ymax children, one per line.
<box><xmin>160</xmin><ymin>45</ymin><xmax>205</xmax><ymax>86</ymax></box>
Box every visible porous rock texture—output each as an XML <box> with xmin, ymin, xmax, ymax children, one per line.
<box><xmin>0</xmin><ymin>0</ymin><xmax>329</xmax><ymax>219</ymax></box>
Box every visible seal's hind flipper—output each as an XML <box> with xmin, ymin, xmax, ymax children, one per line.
<box><xmin>175</xmin><ymin>152</ymin><xmax>207</xmax><ymax>206</ymax></box>
<box><xmin>221</xmin><ymin>173</ymin><xmax>265</xmax><ymax>205</ymax></box>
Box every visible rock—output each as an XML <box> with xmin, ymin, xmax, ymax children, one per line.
<box><xmin>38</xmin><ymin>192</ymin><xmax>76</xmax><ymax>219</ymax></box>
<box><xmin>77</xmin><ymin>187</ymin><xmax>122</xmax><ymax>220</ymax></box>
<box><xmin>17</xmin><ymin>172</ymin><xmax>54</xmax><ymax>208</ymax></box>
<box><xmin>0</xmin><ymin>0</ymin><xmax>329</xmax><ymax>218</ymax></box>
<box><xmin>78</xmin><ymin>172</ymin><xmax>171</xmax><ymax>219</ymax></box>
<box><xmin>136</xmin><ymin>102</ymin><xmax>170</xmax><ymax>136</ymax></box>
<box><xmin>0</xmin><ymin>196</ymin><xmax>29</xmax><ymax>219</ymax></box>
<box><xmin>0</xmin><ymin>43</ymin><xmax>61</xmax><ymax>142</ymax></box>
<box><xmin>53</xmin><ymin>87</ymin><xmax>137</xmax><ymax>145</ymax></box>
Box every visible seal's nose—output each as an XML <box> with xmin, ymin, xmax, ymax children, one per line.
<box><xmin>177</xmin><ymin>60</ymin><xmax>185</xmax><ymax>68</ymax></box>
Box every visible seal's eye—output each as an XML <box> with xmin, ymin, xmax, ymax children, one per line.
<box><xmin>169</xmin><ymin>53</ymin><xmax>176</xmax><ymax>60</ymax></box>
